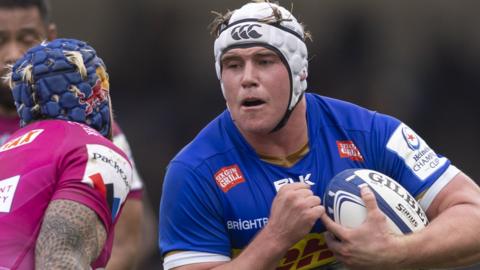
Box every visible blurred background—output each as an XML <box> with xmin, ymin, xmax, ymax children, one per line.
<box><xmin>50</xmin><ymin>0</ymin><xmax>480</xmax><ymax>268</ymax></box>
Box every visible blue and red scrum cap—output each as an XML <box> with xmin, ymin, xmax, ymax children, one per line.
<box><xmin>9</xmin><ymin>38</ymin><xmax>111</xmax><ymax>137</ymax></box>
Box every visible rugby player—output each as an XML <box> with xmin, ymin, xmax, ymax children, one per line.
<box><xmin>0</xmin><ymin>38</ymin><xmax>131</xmax><ymax>269</ymax></box>
<box><xmin>159</xmin><ymin>1</ymin><xmax>480</xmax><ymax>269</ymax></box>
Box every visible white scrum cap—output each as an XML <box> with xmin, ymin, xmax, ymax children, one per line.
<box><xmin>214</xmin><ymin>2</ymin><xmax>308</xmax><ymax>112</ymax></box>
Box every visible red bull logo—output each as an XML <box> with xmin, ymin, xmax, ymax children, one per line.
<box><xmin>80</xmin><ymin>66</ymin><xmax>110</xmax><ymax>115</ymax></box>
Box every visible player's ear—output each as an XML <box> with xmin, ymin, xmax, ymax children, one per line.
<box><xmin>47</xmin><ymin>23</ymin><xmax>57</xmax><ymax>41</ymax></box>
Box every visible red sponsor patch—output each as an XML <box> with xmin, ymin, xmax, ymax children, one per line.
<box><xmin>214</xmin><ymin>165</ymin><xmax>245</xmax><ymax>192</ymax></box>
<box><xmin>336</xmin><ymin>140</ymin><xmax>364</xmax><ymax>162</ymax></box>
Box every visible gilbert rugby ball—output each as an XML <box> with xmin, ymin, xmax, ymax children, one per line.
<box><xmin>323</xmin><ymin>169</ymin><xmax>428</xmax><ymax>234</ymax></box>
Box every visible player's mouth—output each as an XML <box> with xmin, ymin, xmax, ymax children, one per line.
<box><xmin>241</xmin><ymin>98</ymin><xmax>266</xmax><ymax>108</ymax></box>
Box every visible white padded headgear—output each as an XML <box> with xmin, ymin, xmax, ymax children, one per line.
<box><xmin>214</xmin><ymin>2</ymin><xmax>308</xmax><ymax>111</ymax></box>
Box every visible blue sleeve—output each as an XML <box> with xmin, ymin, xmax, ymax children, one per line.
<box><xmin>370</xmin><ymin>113</ymin><xmax>451</xmax><ymax>197</ymax></box>
<box><xmin>159</xmin><ymin>161</ymin><xmax>230</xmax><ymax>257</ymax></box>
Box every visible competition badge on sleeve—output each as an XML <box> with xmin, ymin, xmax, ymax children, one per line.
<box><xmin>387</xmin><ymin>123</ymin><xmax>447</xmax><ymax>180</ymax></box>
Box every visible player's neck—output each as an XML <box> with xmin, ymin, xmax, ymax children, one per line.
<box><xmin>243</xmin><ymin>98</ymin><xmax>308</xmax><ymax>158</ymax></box>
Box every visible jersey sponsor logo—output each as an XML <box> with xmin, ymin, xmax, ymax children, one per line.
<box><xmin>277</xmin><ymin>234</ymin><xmax>335</xmax><ymax>270</ymax></box>
<box><xmin>231</xmin><ymin>24</ymin><xmax>262</xmax><ymax>40</ymax></box>
<box><xmin>273</xmin><ymin>173</ymin><xmax>315</xmax><ymax>192</ymax></box>
<box><xmin>112</xmin><ymin>133</ymin><xmax>143</xmax><ymax>191</ymax></box>
<box><xmin>92</xmin><ymin>151</ymin><xmax>130</xmax><ymax>183</ymax></box>
<box><xmin>0</xmin><ymin>175</ymin><xmax>20</xmax><ymax>213</ymax></box>
<box><xmin>227</xmin><ymin>217</ymin><xmax>268</xmax><ymax>231</ymax></box>
<box><xmin>0</xmin><ymin>129</ymin><xmax>43</xmax><ymax>152</ymax></box>
<box><xmin>231</xmin><ymin>233</ymin><xmax>335</xmax><ymax>269</ymax></box>
<box><xmin>82</xmin><ymin>144</ymin><xmax>132</xmax><ymax>220</ymax></box>
<box><xmin>214</xmin><ymin>165</ymin><xmax>245</xmax><ymax>192</ymax></box>
<box><xmin>336</xmin><ymin>140</ymin><xmax>364</xmax><ymax>162</ymax></box>
<box><xmin>387</xmin><ymin>123</ymin><xmax>447</xmax><ymax>180</ymax></box>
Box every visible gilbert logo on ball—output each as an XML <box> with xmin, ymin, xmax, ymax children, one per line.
<box><xmin>323</xmin><ymin>169</ymin><xmax>428</xmax><ymax>234</ymax></box>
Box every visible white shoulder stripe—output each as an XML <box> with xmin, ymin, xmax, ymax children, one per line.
<box><xmin>419</xmin><ymin>165</ymin><xmax>460</xmax><ymax>211</ymax></box>
<box><xmin>163</xmin><ymin>251</ymin><xmax>230</xmax><ymax>270</ymax></box>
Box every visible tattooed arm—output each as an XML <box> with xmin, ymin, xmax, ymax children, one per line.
<box><xmin>35</xmin><ymin>199</ymin><xmax>107</xmax><ymax>270</ymax></box>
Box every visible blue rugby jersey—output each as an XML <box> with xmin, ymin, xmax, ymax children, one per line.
<box><xmin>159</xmin><ymin>93</ymin><xmax>454</xmax><ymax>269</ymax></box>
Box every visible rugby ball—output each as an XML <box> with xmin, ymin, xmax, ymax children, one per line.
<box><xmin>323</xmin><ymin>169</ymin><xmax>428</xmax><ymax>234</ymax></box>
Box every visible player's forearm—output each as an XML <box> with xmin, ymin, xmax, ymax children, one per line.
<box><xmin>398</xmin><ymin>203</ymin><xmax>480</xmax><ymax>269</ymax></box>
<box><xmin>211</xmin><ymin>224</ymin><xmax>291</xmax><ymax>270</ymax></box>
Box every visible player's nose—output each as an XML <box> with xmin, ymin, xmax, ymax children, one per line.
<box><xmin>241</xmin><ymin>61</ymin><xmax>258</xmax><ymax>89</ymax></box>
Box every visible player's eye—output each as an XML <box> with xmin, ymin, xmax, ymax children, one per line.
<box><xmin>227</xmin><ymin>63</ymin><xmax>239</xmax><ymax>69</ymax></box>
<box><xmin>259</xmin><ymin>59</ymin><xmax>272</xmax><ymax>65</ymax></box>
<box><xmin>223</xmin><ymin>60</ymin><xmax>241</xmax><ymax>70</ymax></box>
<box><xmin>257</xmin><ymin>56</ymin><xmax>277</xmax><ymax>66</ymax></box>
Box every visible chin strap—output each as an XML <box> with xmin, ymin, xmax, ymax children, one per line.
<box><xmin>269</xmin><ymin>93</ymin><xmax>303</xmax><ymax>133</ymax></box>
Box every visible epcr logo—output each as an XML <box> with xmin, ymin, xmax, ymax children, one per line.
<box><xmin>401</xmin><ymin>126</ymin><xmax>420</xmax><ymax>151</ymax></box>
<box><xmin>231</xmin><ymin>24</ymin><xmax>262</xmax><ymax>40</ymax></box>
